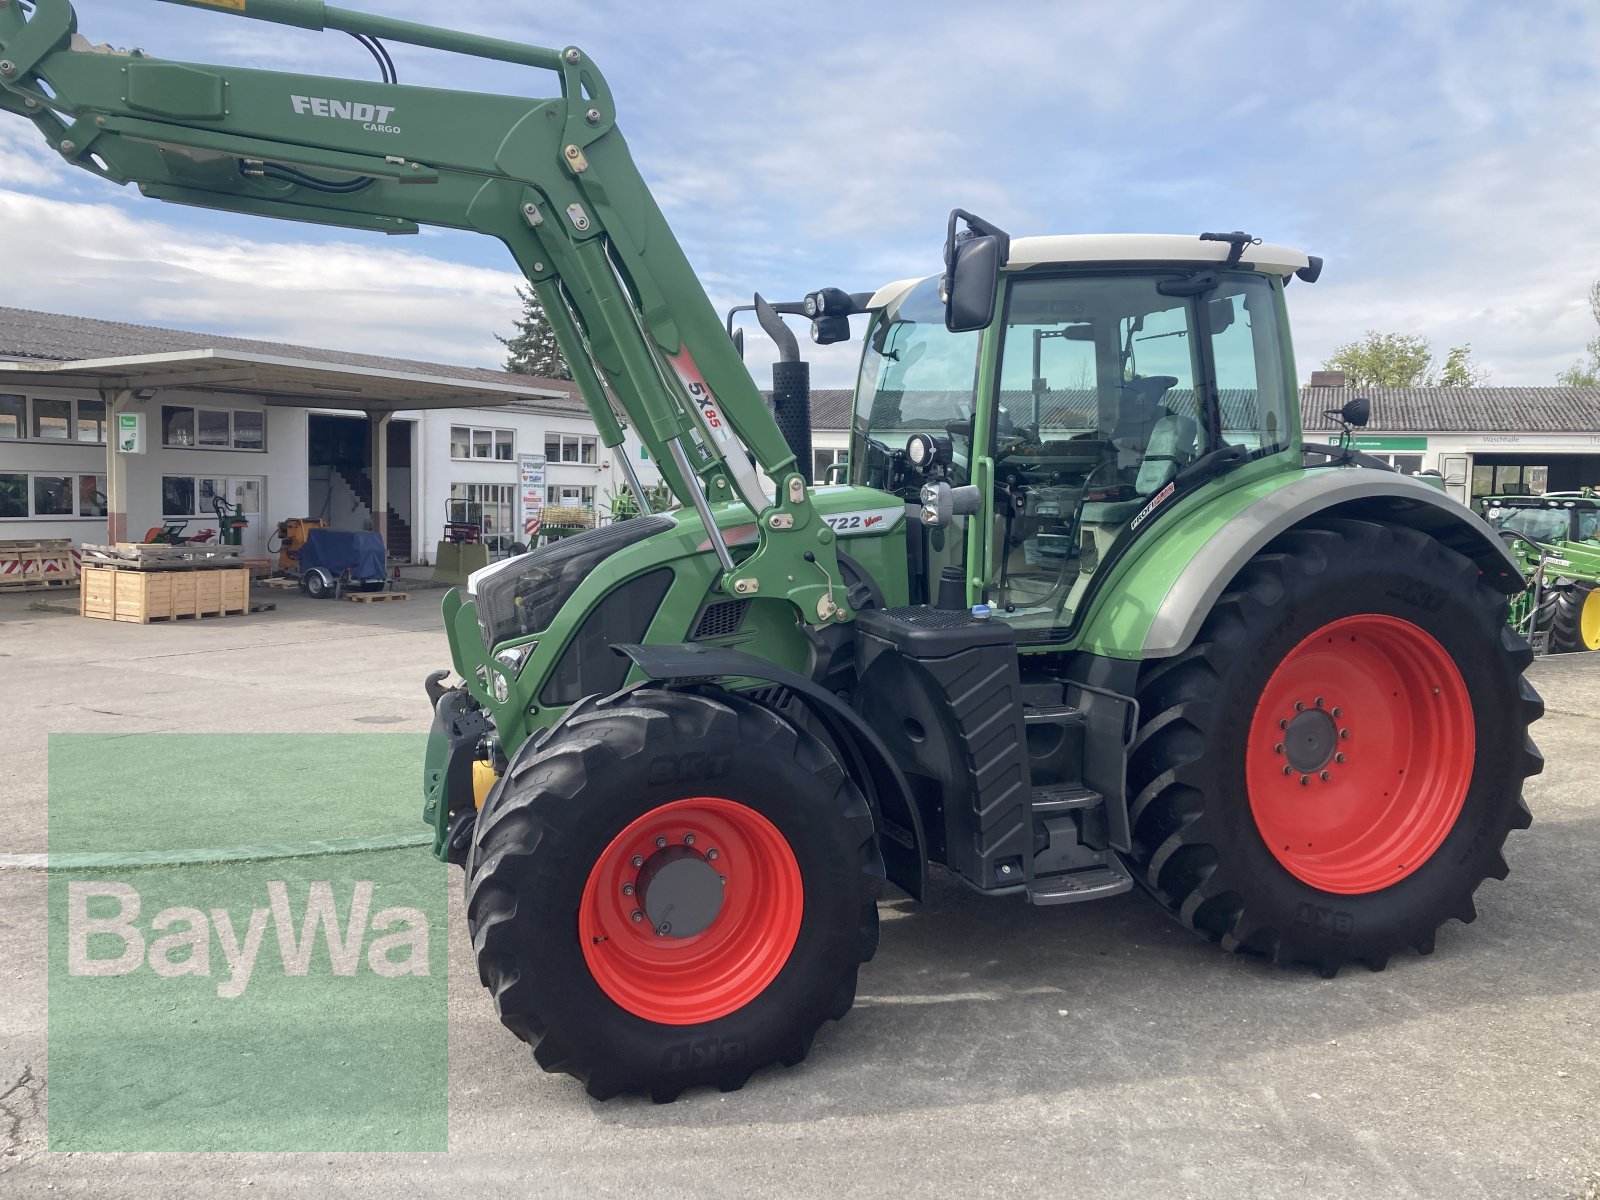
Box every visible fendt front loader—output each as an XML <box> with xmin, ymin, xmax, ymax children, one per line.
<box><xmin>5</xmin><ymin>0</ymin><xmax>1542</xmax><ymax>1102</ymax></box>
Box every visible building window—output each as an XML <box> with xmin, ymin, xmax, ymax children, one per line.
<box><xmin>1363</xmin><ymin>452</ymin><xmax>1424</xmax><ymax>476</ymax></box>
<box><xmin>33</xmin><ymin>475</ymin><xmax>74</xmax><ymax>516</ymax></box>
<box><xmin>79</xmin><ymin>475</ymin><xmax>108</xmax><ymax>517</ymax></box>
<box><xmin>448</xmin><ymin>482</ymin><xmax>516</xmax><ymax>540</ymax></box>
<box><xmin>544</xmin><ymin>433</ymin><xmax>597</xmax><ymax>464</ymax></box>
<box><xmin>0</xmin><ymin>471</ymin><xmax>107</xmax><ymax>519</ymax></box>
<box><xmin>160</xmin><ymin>405</ymin><xmax>266</xmax><ymax>451</ymax></box>
<box><xmin>813</xmin><ymin>448</ymin><xmax>847</xmax><ymax>483</ymax></box>
<box><xmin>0</xmin><ymin>473</ymin><xmax>25</xmax><ymax>518</ymax></box>
<box><xmin>31</xmin><ymin>398</ymin><xmax>72</xmax><ymax>440</ymax></box>
<box><xmin>161</xmin><ymin>475</ymin><xmax>263</xmax><ymax>518</ymax></box>
<box><xmin>77</xmin><ymin>398</ymin><xmax>106</xmax><ymax>443</ymax></box>
<box><xmin>451</xmin><ymin>425</ymin><xmax>515</xmax><ymax>461</ymax></box>
<box><xmin>0</xmin><ymin>395</ymin><xmax>22</xmax><ymax>440</ymax></box>
<box><xmin>545</xmin><ymin>484</ymin><xmax>595</xmax><ymax>508</ymax></box>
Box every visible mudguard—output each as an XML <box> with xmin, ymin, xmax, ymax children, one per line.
<box><xmin>612</xmin><ymin>642</ymin><xmax>927</xmax><ymax>901</ymax></box>
<box><xmin>1141</xmin><ymin>469</ymin><xmax>1524</xmax><ymax>658</ymax></box>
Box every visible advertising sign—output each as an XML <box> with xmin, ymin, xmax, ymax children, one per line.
<box><xmin>518</xmin><ymin>453</ymin><xmax>546</xmax><ymax>541</ymax></box>
<box><xmin>116</xmin><ymin>411</ymin><xmax>143</xmax><ymax>454</ymax></box>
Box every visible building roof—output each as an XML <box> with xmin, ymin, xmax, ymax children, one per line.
<box><xmin>1300</xmin><ymin>387</ymin><xmax>1600</xmax><ymax>434</ymax></box>
<box><xmin>804</xmin><ymin>382</ymin><xmax>1600</xmax><ymax>436</ymax></box>
<box><xmin>0</xmin><ymin>306</ymin><xmax>581</xmax><ymax>415</ymax></box>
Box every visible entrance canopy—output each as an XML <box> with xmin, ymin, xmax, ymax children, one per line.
<box><xmin>0</xmin><ymin>347</ymin><xmax>570</xmax><ymax>413</ymax></box>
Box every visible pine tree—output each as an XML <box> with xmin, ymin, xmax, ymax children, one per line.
<box><xmin>497</xmin><ymin>286</ymin><xmax>573</xmax><ymax>380</ymax></box>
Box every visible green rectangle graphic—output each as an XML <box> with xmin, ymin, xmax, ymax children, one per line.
<box><xmin>47</xmin><ymin>733</ymin><xmax>447</xmax><ymax>1152</ymax></box>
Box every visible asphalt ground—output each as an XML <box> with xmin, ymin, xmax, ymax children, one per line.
<box><xmin>0</xmin><ymin>586</ymin><xmax>1596</xmax><ymax>1198</ymax></box>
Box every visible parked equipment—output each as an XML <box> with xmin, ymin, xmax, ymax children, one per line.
<box><xmin>4</xmin><ymin>0</ymin><xmax>1542</xmax><ymax>1105</ymax></box>
<box><xmin>1482</xmin><ymin>492</ymin><xmax>1600</xmax><ymax>653</ymax></box>
<box><xmin>295</xmin><ymin>528</ymin><xmax>387</xmax><ymax>599</ymax></box>
<box><xmin>269</xmin><ymin>517</ymin><xmax>327</xmax><ymax>575</ymax></box>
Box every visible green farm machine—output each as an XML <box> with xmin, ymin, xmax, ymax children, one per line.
<box><xmin>5</xmin><ymin>0</ymin><xmax>1543</xmax><ymax>1102</ymax></box>
<box><xmin>1482</xmin><ymin>492</ymin><xmax>1600</xmax><ymax>653</ymax></box>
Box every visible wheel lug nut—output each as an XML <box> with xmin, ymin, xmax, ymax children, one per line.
<box><xmin>1282</xmin><ymin>765</ymin><xmax>1293</xmax><ymax>776</ymax></box>
<box><xmin>1332</xmin><ymin>707</ymin><xmax>1342</xmax><ymax>718</ymax></box>
<box><xmin>1279</xmin><ymin>719</ymin><xmax>1289</xmax><ymax>730</ymax></box>
<box><xmin>655</xmin><ymin>835</ymin><xmax>667</xmax><ymax>848</ymax></box>
<box><xmin>718</xmin><ymin>875</ymin><xmax>726</xmax><ymax>884</ymax></box>
<box><xmin>1315</xmin><ymin>696</ymin><xmax>1325</xmax><ymax>708</ymax></box>
<box><xmin>706</xmin><ymin>848</ymin><xmax>719</xmax><ymax>861</ymax></box>
<box><xmin>684</xmin><ymin>833</ymin><xmax>696</xmax><ymax>846</ymax></box>
<box><xmin>1339</xmin><ymin>729</ymin><xmax>1350</xmax><ymax>740</ymax></box>
<box><xmin>1294</xmin><ymin>701</ymin><xmax>1305</xmax><ymax>712</ymax></box>
<box><xmin>1274</xmin><ymin>742</ymin><xmax>1285</xmax><ymax>754</ymax></box>
<box><xmin>655</xmin><ymin>922</ymin><xmax>671</xmax><ymax>936</ymax></box>
<box><xmin>630</xmin><ymin>854</ymin><xmax>644</xmax><ymax>868</ymax></box>
<box><xmin>1299</xmin><ymin>775</ymin><xmax>1309</xmax><ymax>786</ymax></box>
<box><xmin>630</xmin><ymin>909</ymin><xmax>643</xmax><ymax>923</ymax></box>
<box><xmin>1319</xmin><ymin>771</ymin><xmax>1330</xmax><ymax>781</ymax></box>
<box><xmin>1335</xmin><ymin>752</ymin><xmax>1346</xmax><ymax>763</ymax></box>
<box><xmin>621</xmin><ymin>882</ymin><xmax>634</xmax><ymax>896</ymax></box>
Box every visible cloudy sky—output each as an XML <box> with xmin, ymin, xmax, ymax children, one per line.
<box><xmin>3</xmin><ymin>0</ymin><xmax>1599</xmax><ymax>388</ymax></box>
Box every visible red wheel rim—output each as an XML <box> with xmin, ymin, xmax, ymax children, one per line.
<box><xmin>1245</xmin><ymin>614</ymin><xmax>1474</xmax><ymax>894</ymax></box>
<box><xmin>579</xmin><ymin>797</ymin><xmax>804</xmax><ymax>1025</ymax></box>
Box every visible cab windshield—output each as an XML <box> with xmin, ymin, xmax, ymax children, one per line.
<box><xmin>852</xmin><ymin>275</ymin><xmax>981</xmax><ymax>487</ymax></box>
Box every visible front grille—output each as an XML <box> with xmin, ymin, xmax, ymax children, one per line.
<box><xmin>691</xmin><ymin>599</ymin><xmax>750</xmax><ymax>640</ymax></box>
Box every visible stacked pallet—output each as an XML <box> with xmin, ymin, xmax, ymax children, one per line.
<box><xmin>0</xmin><ymin>539</ymin><xmax>80</xmax><ymax>592</ymax></box>
<box><xmin>79</xmin><ymin>543</ymin><xmax>250</xmax><ymax>624</ymax></box>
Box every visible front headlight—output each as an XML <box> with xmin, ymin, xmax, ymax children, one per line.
<box><xmin>470</xmin><ymin>516</ymin><xmax>674</xmax><ymax>650</ymax></box>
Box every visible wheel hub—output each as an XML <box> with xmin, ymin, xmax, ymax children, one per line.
<box><xmin>636</xmin><ymin>845</ymin><xmax>724</xmax><ymax>938</ymax></box>
<box><xmin>1283</xmin><ymin>707</ymin><xmax>1338</xmax><ymax>773</ymax></box>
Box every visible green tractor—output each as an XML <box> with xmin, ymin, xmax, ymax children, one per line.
<box><xmin>1482</xmin><ymin>492</ymin><xmax>1600</xmax><ymax>653</ymax></box>
<box><xmin>6</xmin><ymin>0</ymin><xmax>1542</xmax><ymax>1103</ymax></box>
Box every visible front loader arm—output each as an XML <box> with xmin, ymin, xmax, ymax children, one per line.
<box><xmin>0</xmin><ymin>0</ymin><xmax>852</xmax><ymax>626</ymax></box>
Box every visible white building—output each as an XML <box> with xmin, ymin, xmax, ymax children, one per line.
<box><xmin>0</xmin><ymin>307</ymin><xmax>661</xmax><ymax>561</ymax></box>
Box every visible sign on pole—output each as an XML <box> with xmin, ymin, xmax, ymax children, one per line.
<box><xmin>519</xmin><ymin>453</ymin><xmax>546</xmax><ymax>542</ymax></box>
<box><xmin>116</xmin><ymin>411</ymin><xmax>144</xmax><ymax>454</ymax></box>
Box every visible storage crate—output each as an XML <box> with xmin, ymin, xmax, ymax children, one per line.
<box><xmin>80</xmin><ymin>564</ymin><xmax>250</xmax><ymax>624</ymax></box>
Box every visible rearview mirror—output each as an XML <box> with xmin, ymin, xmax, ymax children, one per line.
<box><xmin>941</xmin><ymin>208</ymin><xmax>1011</xmax><ymax>334</ymax></box>
<box><xmin>944</xmin><ymin>235</ymin><xmax>1002</xmax><ymax>333</ymax></box>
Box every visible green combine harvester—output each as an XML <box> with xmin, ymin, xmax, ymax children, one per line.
<box><xmin>4</xmin><ymin>0</ymin><xmax>1544</xmax><ymax>1103</ymax></box>
<box><xmin>1482</xmin><ymin>492</ymin><xmax>1600</xmax><ymax>654</ymax></box>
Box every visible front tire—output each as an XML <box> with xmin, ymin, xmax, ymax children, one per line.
<box><xmin>465</xmin><ymin>687</ymin><xmax>881</xmax><ymax>1101</ymax></box>
<box><xmin>1126</xmin><ymin>519</ymin><xmax>1541</xmax><ymax>975</ymax></box>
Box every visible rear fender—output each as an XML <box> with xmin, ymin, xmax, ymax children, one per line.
<box><xmin>1133</xmin><ymin>469</ymin><xmax>1524</xmax><ymax>659</ymax></box>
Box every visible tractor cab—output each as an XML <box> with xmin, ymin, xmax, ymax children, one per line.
<box><xmin>850</xmin><ymin>234</ymin><xmax>1313</xmax><ymax>639</ymax></box>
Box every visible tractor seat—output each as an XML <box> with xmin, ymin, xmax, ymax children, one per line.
<box><xmin>1081</xmin><ymin>412</ymin><xmax>1198</xmax><ymax>525</ymax></box>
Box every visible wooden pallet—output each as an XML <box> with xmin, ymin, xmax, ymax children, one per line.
<box><xmin>0</xmin><ymin>537</ymin><xmax>79</xmax><ymax>588</ymax></box>
<box><xmin>345</xmin><ymin>591</ymin><xmax>410</xmax><ymax>604</ymax></box>
<box><xmin>250</xmin><ymin>601</ymin><xmax>277</xmax><ymax>614</ymax></box>
<box><xmin>256</xmin><ymin>576</ymin><xmax>301</xmax><ymax>590</ymax></box>
<box><xmin>0</xmin><ymin>575</ymin><xmax>76</xmax><ymax>593</ymax></box>
<box><xmin>82</xmin><ymin>543</ymin><xmax>244</xmax><ymax>571</ymax></box>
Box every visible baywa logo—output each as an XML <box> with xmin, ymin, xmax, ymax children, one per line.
<box><xmin>290</xmin><ymin>94</ymin><xmax>401</xmax><ymax>133</ymax></box>
<box><xmin>68</xmin><ymin>880</ymin><xmax>430</xmax><ymax>999</ymax></box>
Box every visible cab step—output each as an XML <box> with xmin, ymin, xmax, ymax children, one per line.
<box><xmin>1029</xmin><ymin>785</ymin><xmax>1102</xmax><ymax>814</ymax></box>
<box><xmin>1026</xmin><ymin>860</ymin><xmax>1133</xmax><ymax>906</ymax></box>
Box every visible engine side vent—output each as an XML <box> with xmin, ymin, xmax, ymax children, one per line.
<box><xmin>691</xmin><ymin>599</ymin><xmax>750</xmax><ymax>640</ymax></box>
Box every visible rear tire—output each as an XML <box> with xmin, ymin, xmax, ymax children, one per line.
<box><xmin>1125</xmin><ymin>519</ymin><xmax>1541</xmax><ymax>975</ymax></box>
<box><xmin>1540</xmin><ymin>581</ymin><xmax>1600</xmax><ymax>652</ymax></box>
<box><xmin>465</xmin><ymin>687</ymin><xmax>881</xmax><ymax>1101</ymax></box>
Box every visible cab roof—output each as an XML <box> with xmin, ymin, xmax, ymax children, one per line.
<box><xmin>868</xmin><ymin>234</ymin><xmax>1314</xmax><ymax>309</ymax></box>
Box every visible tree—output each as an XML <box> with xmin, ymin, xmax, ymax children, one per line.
<box><xmin>1436</xmin><ymin>343</ymin><xmax>1490</xmax><ymax>388</ymax></box>
<box><xmin>1555</xmin><ymin>280</ymin><xmax>1600</xmax><ymax>387</ymax></box>
<box><xmin>1320</xmin><ymin>331</ymin><xmax>1486</xmax><ymax>388</ymax></box>
<box><xmin>1321</xmin><ymin>331</ymin><xmax>1435</xmax><ymax>388</ymax></box>
<box><xmin>497</xmin><ymin>286</ymin><xmax>572</xmax><ymax>380</ymax></box>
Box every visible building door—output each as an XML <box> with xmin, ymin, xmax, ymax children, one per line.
<box><xmin>1440</xmin><ymin>454</ymin><xmax>1469</xmax><ymax>507</ymax></box>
